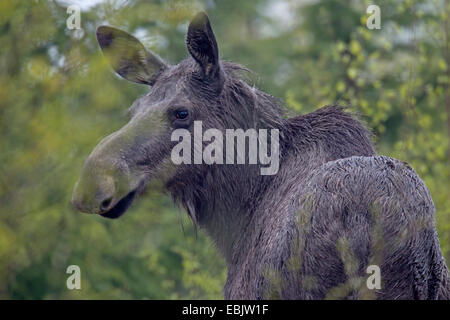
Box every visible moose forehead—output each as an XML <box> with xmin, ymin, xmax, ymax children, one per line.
<box><xmin>126</xmin><ymin>62</ymin><xmax>191</xmax><ymax>116</ymax></box>
<box><xmin>127</xmin><ymin>59</ymin><xmax>212</xmax><ymax>117</ymax></box>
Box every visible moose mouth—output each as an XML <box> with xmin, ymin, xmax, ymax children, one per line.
<box><xmin>100</xmin><ymin>191</ymin><xmax>136</xmax><ymax>219</ymax></box>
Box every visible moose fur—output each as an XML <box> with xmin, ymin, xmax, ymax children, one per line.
<box><xmin>72</xmin><ymin>12</ymin><xmax>450</xmax><ymax>299</ymax></box>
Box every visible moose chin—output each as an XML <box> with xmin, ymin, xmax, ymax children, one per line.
<box><xmin>71</xmin><ymin>12</ymin><xmax>450</xmax><ymax>300</ymax></box>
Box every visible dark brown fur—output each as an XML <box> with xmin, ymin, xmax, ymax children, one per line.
<box><xmin>72</xmin><ymin>12</ymin><xmax>450</xmax><ymax>299</ymax></box>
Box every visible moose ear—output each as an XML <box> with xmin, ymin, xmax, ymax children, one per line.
<box><xmin>96</xmin><ymin>26</ymin><xmax>167</xmax><ymax>85</ymax></box>
<box><xmin>186</xmin><ymin>12</ymin><xmax>221</xmax><ymax>79</ymax></box>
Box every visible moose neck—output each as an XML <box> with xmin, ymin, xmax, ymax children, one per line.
<box><xmin>169</xmin><ymin>71</ymin><xmax>376</xmax><ymax>264</ymax></box>
<box><xmin>168</xmin><ymin>79</ymin><xmax>287</xmax><ymax>263</ymax></box>
<box><xmin>198</xmin><ymin>162</ymin><xmax>276</xmax><ymax>263</ymax></box>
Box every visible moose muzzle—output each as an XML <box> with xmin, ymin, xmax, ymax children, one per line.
<box><xmin>71</xmin><ymin>129</ymin><xmax>140</xmax><ymax>219</ymax></box>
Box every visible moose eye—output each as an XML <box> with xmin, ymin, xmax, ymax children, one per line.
<box><xmin>175</xmin><ymin>110</ymin><xmax>189</xmax><ymax>120</ymax></box>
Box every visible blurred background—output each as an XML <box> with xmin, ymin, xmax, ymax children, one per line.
<box><xmin>0</xmin><ymin>0</ymin><xmax>449</xmax><ymax>299</ymax></box>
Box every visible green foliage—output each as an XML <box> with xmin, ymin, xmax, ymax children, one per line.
<box><xmin>0</xmin><ymin>0</ymin><xmax>448</xmax><ymax>299</ymax></box>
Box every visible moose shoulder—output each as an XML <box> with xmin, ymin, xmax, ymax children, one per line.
<box><xmin>71</xmin><ymin>12</ymin><xmax>450</xmax><ymax>300</ymax></box>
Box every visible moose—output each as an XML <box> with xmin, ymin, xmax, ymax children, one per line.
<box><xmin>72</xmin><ymin>12</ymin><xmax>450</xmax><ymax>299</ymax></box>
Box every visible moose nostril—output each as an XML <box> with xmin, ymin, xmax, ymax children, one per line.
<box><xmin>101</xmin><ymin>198</ymin><xmax>113</xmax><ymax>212</ymax></box>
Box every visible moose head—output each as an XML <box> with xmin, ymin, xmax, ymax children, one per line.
<box><xmin>71</xmin><ymin>12</ymin><xmax>281</xmax><ymax>220</ymax></box>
